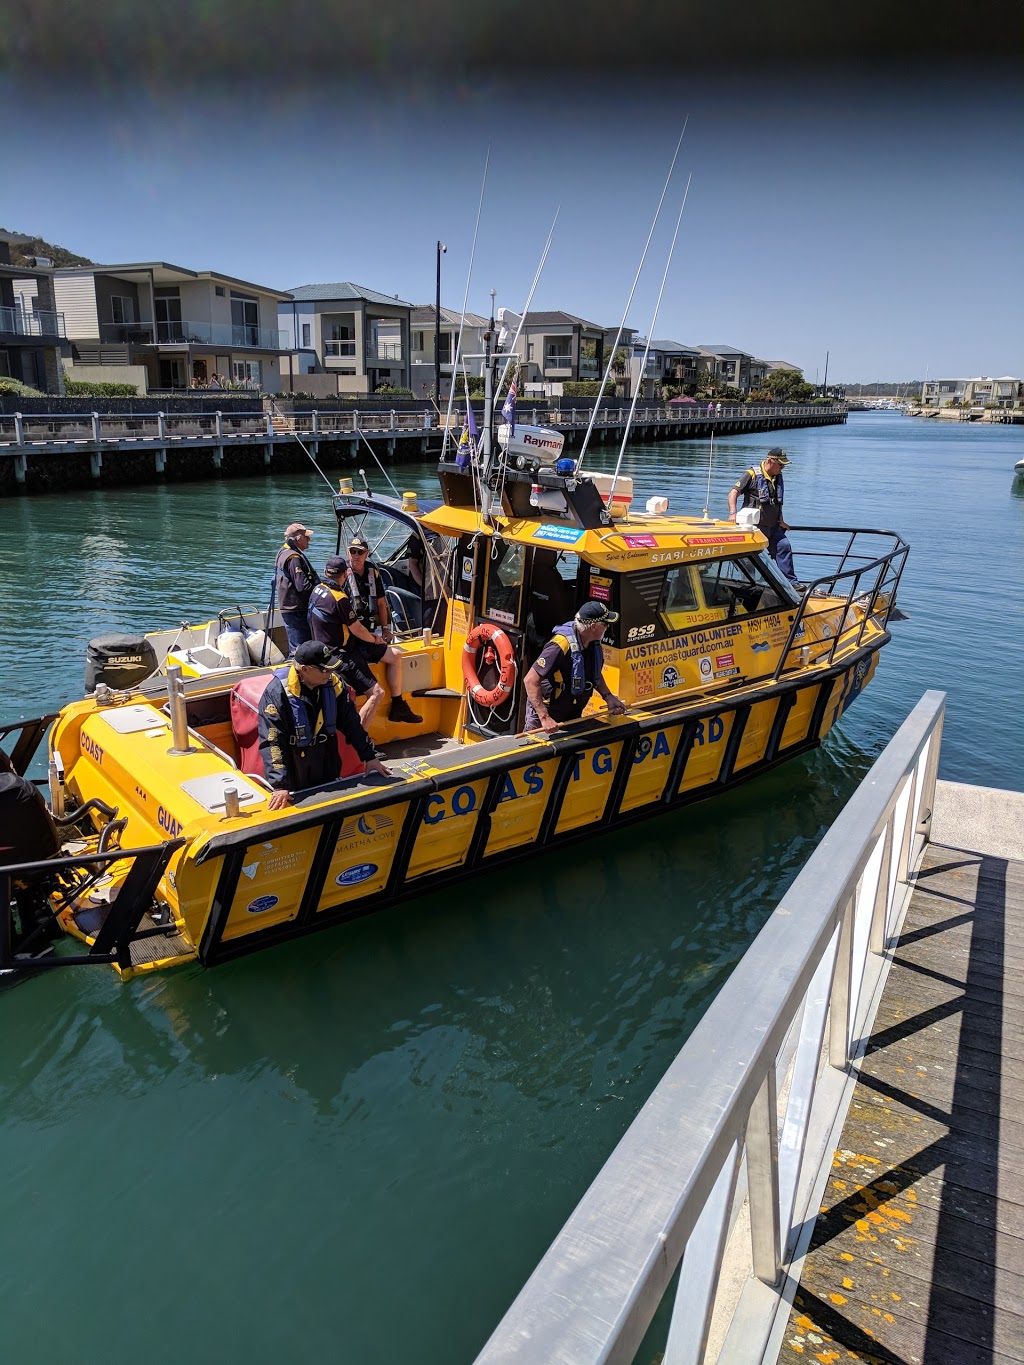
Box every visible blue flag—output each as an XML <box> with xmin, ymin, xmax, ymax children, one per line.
<box><xmin>501</xmin><ymin>377</ymin><xmax>517</xmax><ymax>438</ymax></box>
<box><xmin>456</xmin><ymin>404</ymin><xmax>478</xmax><ymax>469</ymax></box>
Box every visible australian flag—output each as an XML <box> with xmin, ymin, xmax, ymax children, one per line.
<box><xmin>501</xmin><ymin>376</ymin><xmax>517</xmax><ymax>438</ymax></box>
<box><xmin>456</xmin><ymin>403</ymin><xmax>478</xmax><ymax>469</ymax></box>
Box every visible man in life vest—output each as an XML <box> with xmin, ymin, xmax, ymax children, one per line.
<box><xmin>257</xmin><ymin>640</ymin><xmax>391</xmax><ymax>809</ymax></box>
<box><xmin>274</xmin><ymin>522</ymin><xmax>318</xmax><ymax>655</ymax></box>
<box><xmin>727</xmin><ymin>447</ymin><xmax>799</xmax><ymax>583</ymax></box>
<box><xmin>0</xmin><ymin>747</ymin><xmax>61</xmax><ymax>953</ymax></box>
<box><xmin>342</xmin><ymin>535</ymin><xmax>422</xmax><ymax>725</ymax></box>
<box><xmin>308</xmin><ymin>554</ymin><xmax>387</xmax><ymax>727</ymax></box>
<box><xmin>523</xmin><ymin>601</ymin><xmax>628</xmax><ymax>733</ymax></box>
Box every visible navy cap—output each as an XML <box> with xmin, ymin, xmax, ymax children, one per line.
<box><xmin>766</xmin><ymin>447</ymin><xmax>790</xmax><ymax>465</ymax></box>
<box><xmin>325</xmin><ymin>554</ymin><xmax>348</xmax><ymax>574</ymax></box>
<box><xmin>293</xmin><ymin>640</ymin><xmax>343</xmax><ymax>669</ymax></box>
<box><xmin>576</xmin><ymin>600</ymin><xmax>619</xmax><ymax>625</ymax></box>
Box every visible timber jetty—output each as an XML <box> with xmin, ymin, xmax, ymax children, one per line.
<box><xmin>0</xmin><ymin>397</ymin><xmax>846</xmax><ymax>496</ymax></box>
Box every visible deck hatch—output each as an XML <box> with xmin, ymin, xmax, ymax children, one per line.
<box><xmin>179</xmin><ymin>772</ymin><xmax>266</xmax><ymax>812</ymax></box>
<box><xmin>97</xmin><ymin>705</ymin><xmax>168</xmax><ymax>735</ymax></box>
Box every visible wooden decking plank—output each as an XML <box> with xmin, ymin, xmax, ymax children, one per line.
<box><xmin>778</xmin><ymin>840</ymin><xmax>1024</xmax><ymax>1364</ymax></box>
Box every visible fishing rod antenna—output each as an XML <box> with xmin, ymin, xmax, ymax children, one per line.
<box><xmin>701</xmin><ymin>431</ymin><xmax>714</xmax><ymax>521</ymax></box>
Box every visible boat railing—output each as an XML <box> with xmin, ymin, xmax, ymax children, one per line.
<box><xmin>0</xmin><ymin>713</ymin><xmax>60</xmax><ymax>776</ymax></box>
<box><xmin>1</xmin><ymin>836</ymin><xmax>188</xmax><ymax>977</ymax></box>
<box><xmin>473</xmin><ymin>688</ymin><xmax>946</xmax><ymax>1365</ymax></box>
<box><xmin>772</xmin><ymin>526</ymin><xmax>910</xmax><ymax>680</ymax></box>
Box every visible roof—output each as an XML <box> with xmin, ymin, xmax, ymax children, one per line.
<box><xmin>647</xmin><ymin>339</ymin><xmax>699</xmax><ymax>354</ymax></box>
<box><xmin>54</xmin><ymin>261</ymin><xmax>291</xmax><ymax>299</ymax></box>
<box><xmin>523</xmin><ymin>310</ymin><xmax>606</xmax><ymax>332</ymax></box>
<box><xmin>287</xmin><ymin>282</ymin><xmax>414</xmax><ymax>308</ymax></box>
<box><xmin>696</xmin><ymin>343</ymin><xmax>750</xmax><ymax>357</ymax></box>
<box><xmin>409</xmin><ymin>304</ymin><xmax>488</xmax><ymax>327</ymax></box>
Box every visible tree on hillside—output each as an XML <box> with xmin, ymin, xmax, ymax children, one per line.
<box><xmin>0</xmin><ymin>229</ymin><xmax>95</xmax><ymax>268</ymax></box>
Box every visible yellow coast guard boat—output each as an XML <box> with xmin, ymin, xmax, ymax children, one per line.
<box><xmin>1</xmin><ymin>415</ymin><xmax>908</xmax><ymax>982</ymax></box>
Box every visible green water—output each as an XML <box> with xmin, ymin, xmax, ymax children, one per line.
<box><xmin>1</xmin><ymin>414</ymin><xmax>1022</xmax><ymax>1362</ymax></box>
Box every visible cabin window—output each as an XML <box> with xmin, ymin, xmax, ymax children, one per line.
<box><xmin>697</xmin><ymin>556</ymin><xmax>788</xmax><ymax>618</ymax></box>
<box><xmin>657</xmin><ymin>566</ymin><xmax>707</xmax><ymax>632</ymax></box>
<box><xmin>484</xmin><ymin>540</ymin><xmax>525</xmax><ymax>624</ymax></box>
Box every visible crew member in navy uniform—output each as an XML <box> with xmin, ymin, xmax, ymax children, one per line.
<box><xmin>257</xmin><ymin>640</ymin><xmax>390</xmax><ymax>809</ymax></box>
<box><xmin>307</xmin><ymin>554</ymin><xmax>386</xmax><ymax>727</ymax></box>
<box><xmin>274</xmin><ymin>522</ymin><xmax>318</xmax><ymax>656</ymax></box>
<box><xmin>523</xmin><ymin>600</ymin><xmax>627</xmax><ymax>733</ymax></box>
<box><xmin>727</xmin><ymin>447</ymin><xmax>799</xmax><ymax>584</ymax></box>
<box><xmin>343</xmin><ymin>535</ymin><xmax>421</xmax><ymax>725</ymax></box>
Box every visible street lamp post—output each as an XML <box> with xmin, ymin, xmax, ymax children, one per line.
<box><xmin>435</xmin><ymin>240</ymin><xmax>447</xmax><ymax>406</ymax></box>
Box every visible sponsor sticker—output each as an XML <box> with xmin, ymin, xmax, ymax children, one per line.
<box><xmin>659</xmin><ymin>665</ymin><xmax>681</xmax><ymax>689</ymax></box>
<box><xmin>534</xmin><ymin>524</ymin><xmax>583</xmax><ymax>545</ymax></box>
<box><xmin>685</xmin><ymin>534</ymin><xmax>748</xmax><ymax>545</ymax></box>
<box><xmin>623</xmin><ymin>533</ymin><xmax>658</xmax><ymax>548</ymax></box>
<box><xmin>635</xmin><ymin>670</ymin><xmax>655</xmax><ymax>698</ymax></box>
<box><xmin>247</xmin><ymin>894</ymin><xmax>279</xmax><ymax>915</ymax></box>
<box><xmin>699</xmin><ymin>657</ymin><xmax>714</xmax><ymax>682</ymax></box>
<box><xmin>715</xmin><ymin>653</ymin><xmax>735</xmax><ymax>669</ymax></box>
<box><xmin>336</xmin><ymin>863</ymin><xmax>379</xmax><ymax>887</ymax></box>
<box><xmin>589</xmin><ymin>584</ymin><xmax>611</xmax><ymax>601</ymax></box>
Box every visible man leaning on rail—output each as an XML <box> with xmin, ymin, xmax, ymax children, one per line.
<box><xmin>524</xmin><ymin>601</ymin><xmax>627</xmax><ymax>733</ymax></box>
<box><xmin>257</xmin><ymin>640</ymin><xmax>390</xmax><ymax>809</ymax></box>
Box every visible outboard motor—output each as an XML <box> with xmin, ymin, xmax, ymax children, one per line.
<box><xmin>85</xmin><ymin>634</ymin><xmax>159</xmax><ymax>693</ymax></box>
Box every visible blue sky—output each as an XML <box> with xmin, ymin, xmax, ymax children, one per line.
<box><xmin>2</xmin><ymin>61</ymin><xmax>1021</xmax><ymax>384</ymax></box>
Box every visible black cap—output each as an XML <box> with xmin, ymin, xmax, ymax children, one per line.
<box><xmin>766</xmin><ymin>447</ymin><xmax>790</xmax><ymax>465</ymax></box>
<box><xmin>293</xmin><ymin>640</ymin><xmax>343</xmax><ymax>669</ymax></box>
<box><xmin>576</xmin><ymin>600</ymin><xmax>619</xmax><ymax>625</ymax></box>
<box><xmin>325</xmin><ymin>554</ymin><xmax>348</xmax><ymax>574</ymax></box>
<box><xmin>348</xmin><ymin>534</ymin><xmax>369</xmax><ymax>551</ymax></box>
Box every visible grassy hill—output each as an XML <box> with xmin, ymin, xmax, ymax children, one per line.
<box><xmin>1</xmin><ymin>230</ymin><xmax>95</xmax><ymax>269</ymax></box>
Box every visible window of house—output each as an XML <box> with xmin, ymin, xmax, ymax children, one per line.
<box><xmin>413</xmin><ymin>331</ymin><xmax>424</xmax><ymax>351</ymax></box>
<box><xmin>215</xmin><ymin>286</ymin><xmax>225</xmax><ymax>297</ymax></box>
<box><xmin>110</xmin><ymin>295</ymin><xmax>135</xmax><ymax>325</ymax></box>
<box><xmin>231</xmin><ymin>294</ymin><xmax>260</xmax><ymax>346</ymax></box>
<box><xmin>232</xmin><ymin>360</ymin><xmax>261</xmax><ymax>387</ymax></box>
<box><xmin>302</xmin><ymin>323</ymin><xmax>311</xmax><ymax>348</ymax></box>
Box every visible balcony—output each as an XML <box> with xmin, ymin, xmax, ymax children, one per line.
<box><xmin>544</xmin><ymin>353</ymin><xmax>573</xmax><ymax>377</ymax></box>
<box><xmin>98</xmin><ymin>320</ymin><xmax>287</xmax><ymax>350</ymax></box>
<box><xmin>367</xmin><ymin>342</ymin><xmax>403</xmax><ymax>363</ymax></box>
<box><xmin>0</xmin><ymin>306</ymin><xmax>66</xmax><ymax>340</ymax></box>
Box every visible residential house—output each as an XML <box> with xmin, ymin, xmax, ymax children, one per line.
<box><xmin>695</xmin><ymin>344</ymin><xmax>757</xmax><ymax>395</ymax></box>
<box><xmin>631</xmin><ymin>339</ymin><xmax>701</xmax><ymax>397</ymax></box>
<box><xmin>279</xmin><ymin>284</ymin><xmax>413</xmax><ymax>396</ymax></box>
<box><xmin>0</xmin><ymin>231</ymin><xmax>67</xmax><ymax>393</ymax></box>
<box><xmin>499</xmin><ymin>310</ymin><xmax>609</xmax><ymax>392</ymax></box>
<box><xmin>14</xmin><ymin>261</ymin><xmax>292</xmax><ymax>392</ymax></box>
<box><xmin>920</xmin><ymin>376</ymin><xmax>1022</xmax><ymax>409</ymax></box>
<box><xmin>408</xmin><ymin>305</ymin><xmax>488</xmax><ymax>399</ymax></box>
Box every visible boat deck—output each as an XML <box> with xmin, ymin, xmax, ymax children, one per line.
<box><xmin>778</xmin><ymin>798</ymin><xmax>1024</xmax><ymax>1363</ymax></box>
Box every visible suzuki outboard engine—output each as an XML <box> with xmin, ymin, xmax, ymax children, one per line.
<box><xmin>85</xmin><ymin>634</ymin><xmax>159</xmax><ymax>693</ymax></box>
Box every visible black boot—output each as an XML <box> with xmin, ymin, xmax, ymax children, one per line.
<box><xmin>388</xmin><ymin>696</ymin><xmax>422</xmax><ymax>724</ymax></box>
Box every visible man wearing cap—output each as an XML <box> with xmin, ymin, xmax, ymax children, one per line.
<box><xmin>342</xmin><ymin>535</ymin><xmax>422</xmax><ymax>725</ymax></box>
<box><xmin>728</xmin><ymin>447</ymin><xmax>798</xmax><ymax>583</ymax></box>
<box><xmin>524</xmin><ymin>601</ymin><xmax>628</xmax><ymax>733</ymax></box>
<box><xmin>307</xmin><ymin>554</ymin><xmax>387</xmax><ymax>728</ymax></box>
<box><xmin>274</xmin><ymin>523</ymin><xmax>318</xmax><ymax>655</ymax></box>
<box><xmin>257</xmin><ymin>640</ymin><xmax>390</xmax><ymax>809</ymax></box>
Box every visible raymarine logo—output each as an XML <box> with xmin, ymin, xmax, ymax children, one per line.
<box><xmin>523</xmin><ymin>432</ymin><xmax>561</xmax><ymax>452</ymax></box>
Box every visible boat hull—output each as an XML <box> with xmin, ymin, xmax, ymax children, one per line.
<box><xmin>45</xmin><ymin>641</ymin><xmax>879</xmax><ymax>976</ymax></box>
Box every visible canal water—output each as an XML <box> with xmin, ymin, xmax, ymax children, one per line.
<box><xmin>1</xmin><ymin>414</ymin><xmax>1021</xmax><ymax>1362</ymax></box>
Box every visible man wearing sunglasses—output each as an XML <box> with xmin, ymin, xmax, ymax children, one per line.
<box><xmin>341</xmin><ymin>535</ymin><xmax>421</xmax><ymax>726</ymax></box>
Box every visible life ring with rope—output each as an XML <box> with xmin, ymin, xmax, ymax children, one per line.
<box><xmin>462</xmin><ymin>622</ymin><xmax>517</xmax><ymax>709</ymax></box>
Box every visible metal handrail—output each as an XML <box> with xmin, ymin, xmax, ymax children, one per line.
<box><xmin>770</xmin><ymin>527</ymin><xmax>910</xmax><ymax>679</ymax></box>
<box><xmin>474</xmin><ymin>689</ymin><xmax>946</xmax><ymax>1365</ymax></box>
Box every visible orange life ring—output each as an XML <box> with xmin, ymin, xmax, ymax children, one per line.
<box><xmin>462</xmin><ymin>623</ymin><xmax>517</xmax><ymax>708</ymax></box>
